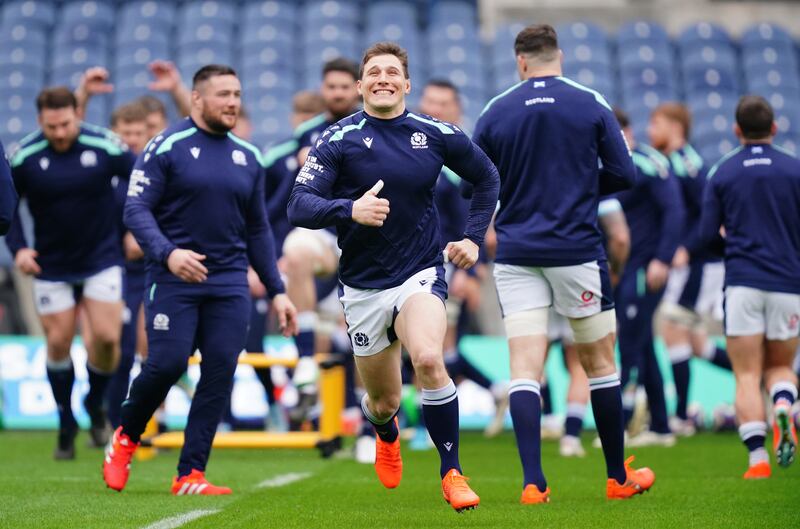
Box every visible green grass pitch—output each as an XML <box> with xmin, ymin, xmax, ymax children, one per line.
<box><xmin>0</xmin><ymin>431</ymin><xmax>796</xmax><ymax>528</ymax></box>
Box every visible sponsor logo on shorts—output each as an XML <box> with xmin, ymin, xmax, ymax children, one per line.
<box><xmin>581</xmin><ymin>291</ymin><xmax>594</xmax><ymax>302</ymax></box>
<box><xmin>153</xmin><ymin>313</ymin><xmax>170</xmax><ymax>331</ymax></box>
<box><xmin>419</xmin><ymin>279</ymin><xmax>429</xmax><ymax>286</ymax></box>
<box><xmin>39</xmin><ymin>295</ymin><xmax>50</xmax><ymax>306</ymax></box>
<box><xmin>410</xmin><ymin>132</ymin><xmax>428</xmax><ymax>149</ymax></box>
<box><xmin>789</xmin><ymin>314</ymin><xmax>799</xmax><ymax>331</ymax></box>
<box><xmin>353</xmin><ymin>332</ymin><xmax>369</xmax><ymax>347</ymax></box>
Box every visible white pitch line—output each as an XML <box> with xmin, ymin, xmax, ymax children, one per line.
<box><xmin>256</xmin><ymin>472</ymin><xmax>313</xmax><ymax>489</ymax></box>
<box><xmin>141</xmin><ymin>509</ymin><xmax>221</xmax><ymax>529</ymax></box>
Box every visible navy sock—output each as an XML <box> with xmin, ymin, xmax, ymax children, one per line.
<box><xmin>564</xmin><ymin>402</ymin><xmax>586</xmax><ymax>438</ymax></box>
<box><xmin>509</xmin><ymin>379</ymin><xmax>546</xmax><ymax>490</ymax></box>
<box><xmin>738</xmin><ymin>421</ymin><xmax>768</xmax><ymax>466</ymax></box>
<box><xmin>770</xmin><ymin>382</ymin><xmax>798</xmax><ymax>406</ymax></box>
<box><xmin>589</xmin><ymin>374</ymin><xmax>626</xmax><ymax>484</ymax></box>
<box><xmin>712</xmin><ymin>347</ymin><xmax>732</xmax><ymax>371</ymax></box>
<box><xmin>452</xmin><ymin>354</ymin><xmax>493</xmax><ymax>390</ymax></box>
<box><xmin>85</xmin><ymin>362</ymin><xmax>112</xmax><ymax>411</ymax></box>
<box><xmin>294</xmin><ymin>311</ymin><xmax>317</xmax><ymax>358</ymax></box>
<box><xmin>422</xmin><ymin>380</ymin><xmax>461</xmax><ymax>478</ymax></box>
<box><xmin>361</xmin><ymin>394</ymin><xmax>398</xmax><ymax>442</ymax></box>
<box><xmin>670</xmin><ymin>359</ymin><xmax>691</xmax><ymax>420</ymax></box>
<box><xmin>47</xmin><ymin>358</ymin><xmax>76</xmax><ymax>429</ymax></box>
<box><xmin>541</xmin><ymin>381</ymin><xmax>553</xmax><ymax>416</ymax></box>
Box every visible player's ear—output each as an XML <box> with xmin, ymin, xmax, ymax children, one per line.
<box><xmin>558</xmin><ymin>49</ymin><xmax>564</xmax><ymax>65</ymax></box>
<box><xmin>404</xmin><ymin>78</ymin><xmax>411</xmax><ymax>94</ymax></box>
<box><xmin>733</xmin><ymin>123</ymin><xmax>743</xmax><ymax>141</ymax></box>
<box><xmin>516</xmin><ymin>55</ymin><xmax>527</xmax><ymax>79</ymax></box>
<box><xmin>356</xmin><ymin>79</ymin><xmax>363</xmax><ymax>97</ymax></box>
<box><xmin>770</xmin><ymin>121</ymin><xmax>778</xmax><ymax>137</ymax></box>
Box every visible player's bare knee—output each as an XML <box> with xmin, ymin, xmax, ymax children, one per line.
<box><xmin>412</xmin><ymin>351</ymin><xmax>446</xmax><ymax>378</ymax></box>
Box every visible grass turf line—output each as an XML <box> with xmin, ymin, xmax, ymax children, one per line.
<box><xmin>0</xmin><ymin>431</ymin><xmax>796</xmax><ymax>528</ymax></box>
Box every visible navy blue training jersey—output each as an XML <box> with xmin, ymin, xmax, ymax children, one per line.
<box><xmin>6</xmin><ymin>124</ymin><xmax>135</xmax><ymax>280</ymax></box>
<box><xmin>264</xmin><ymin>137</ymin><xmax>301</xmax><ymax>253</ymax></box>
<box><xmin>124</xmin><ymin>118</ymin><xmax>284</xmax><ymax>297</ymax></box>
<box><xmin>473</xmin><ymin>76</ymin><xmax>636</xmax><ymax>267</ymax></box>
<box><xmin>436</xmin><ymin>167</ymin><xmax>469</xmax><ymax>248</ymax></box>
<box><xmin>0</xmin><ymin>142</ymin><xmax>18</xmax><ymax>235</ymax></box>
<box><xmin>696</xmin><ymin>143</ymin><xmax>800</xmax><ymax>294</ymax></box>
<box><xmin>295</xmin><ymin>113</ymin><xmax>331</xmax><ymax>152</ymax></box>
<box><xmin>287</xmin><ymin>109</ymin><xmax>500</xmax><ymax>289</ymax></box>
<box><xmin>617</xmin><ymin>146</ymin><xmax>685</xmax><ymax>267</ymax></box>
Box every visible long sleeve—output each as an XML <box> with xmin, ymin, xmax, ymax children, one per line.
<box><xmin>123</xmin><ymin>151</ymin><xmax>177</xmax><ymax>265</ymax></box>
<box><xmin>681</xmin><ymin>171</ymin><xmax>711</xmax><ymax>255</ymax></box>
<box><xmin>649</xmin><ymin>174</ymin><xmax>686</xmax><ymax>263</ymax></box>
<box><xmin>0</xmin><ymin>143</ymin><xmax>18</xmax><ymax>236</ymax></box>
<box><xmin>598</xmin><ymin>107</ymin><xmax>637</xmax><ymax>195</ymax></box>
<box><xmin>690</xmin><ymin>177</ymin><xmax>725</xmax><ymax>257</ymax></box>
<box><xmin>246</xmin><ymin>168</ymin><xmax>285</xmax><ymax>298</ymax></box>
<box><xmin>5</xmin><ymin>161</ymin><xmax>27</xmax><ymax>254</ymax></box>
<box><xmin>287</xmin><ymin>133</ymin><xmax>353</xmax><ymax>229</ymax></box>
<box><xmin>441</xmin><ymin>131</ymin><xmax>500</xmax><ymax>246</ymax></box>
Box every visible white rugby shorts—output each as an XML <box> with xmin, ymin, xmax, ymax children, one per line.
<box><xmin>33</xmin><ymin>265</ymin><xmax>123</xmax><ymax>315</ymax></box>
<box><xmin>724</xmin><ymin>286</ymin><xmax>800</xmax><ymax>340</ymax></box>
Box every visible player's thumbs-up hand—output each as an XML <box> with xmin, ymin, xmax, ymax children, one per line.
<box><xmin>352</xmin><ymin>179</ymin><xmax>390</xmax><ymax>227</ymax></box>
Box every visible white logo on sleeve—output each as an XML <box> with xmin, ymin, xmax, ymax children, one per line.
<box><xmin>39</xmin><ymin>157</ymin><xmax>49</xmax><ymax>170</ymax></box>
<box><xmin>232</xmin><ymin>149</ymin><xmax>247</xmax><ymax>166</ymax></box>
<box><xmin>127</xmin><ymin>169</ymin><xmax>151</xmax><ymax>197</ymax></box>
<box><xmin>363</xmin><ymin>137</ymin><xmax>373</xmax><ymax>149</ymax></box>
<box><xmin>410</xmin><ymin>132</ymin><xmax>428</xmax><ymax>149</ymax></box>
<box><xmin>153</xmin><ymin>313</ymin><xmax>170</xmax><ymax>331</ymax></box>
<box><xmin>190</xmin><ymin>147</ymin><xmax>200</xmax><ymax>159</ymax></box>
<box><xmin>80</xmin><ymin>150</ymin><xmax>97</xmax><ymax>167</ymax></box>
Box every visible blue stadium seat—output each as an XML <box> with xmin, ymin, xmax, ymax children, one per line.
<box><xmin>774</xmin><ymin>135</ymin><xmax>799</xmax><ymax>155</ymax></box>
<box><xmin>775</xmin><ymin>106</ymin><xmax>800</xmax><ymax>136</ymax></box>
<box><xmin>678</xmin><ymin>22</ymin><xmax>732</xmax><ymax>49</ymax></box>
<box><xmin>119</xmin><ymin>1</ymin><xmax>177</xmax><ymax>31</ymax></box>
<box><xmin>561</xmin><ymin>42</ymin><xmax>611</xmax><ymax>67</ymax></box>
<box><xmin>366</xmin><ymin>1</ymin><xmax>416</xmax><ymax>28</ymax></box>
<box><xmin>0</xmin><ymin>113</ymin><xmax>38</xmax><ymax>143</ymax></box>
<box><xmin>252</xmin><ymin>110</ymin><xmax>292</xmax><ymax>142</ymax></box>
<box><xmin>492</xmin><ymin>71</ymin><xmax>519</xmax><ymax>94</ymax></box>
<box><xmin>51</xmin><ymin>64</ymin><xmax>97</xmax><ymax>88</ymax></box>
<box><xmin>742</xmin><ymin>42</ymin><xmax>798</xmax><ymax>71</ymax></box>
<box><xmin>563</xmin><ymin>64</ymin><xmax>613</xmax><ymax>90</ymax></box>
<box><xmin>430</xmin><ymin>1</ymin><xmax>475</xmax><ymax>25</ymax></box>
<box><xmin>692</xmin><ymin>109</ymin><xmax>735</xmax><ymax>143</ymax></box>
<box><xmin>697</xmin><ymin>139</ymin><xmax>736</xmax><ymax>165</ymax></box>
<box><xmin>623</xmin><ymin>85</ymin><xmax>678</xmax><ymax>113</ymax></box>
<box><xmin>366</xmin><ymin>23</ymin><xmax>420</xmax><ymax>48</ymax></box>
<box><xmin>1</xmin><ymin>23</ymin><xmax>49</xmax><ymax>48</ymax></box>
<box><xmin>429</xmin><ymin>21</ymin><xmax>478</xmax><ymax>47</ymax></box>
<box><xmin>618</xmin><ymin>42</ymin><xmax>674</xmax><ymax>69</ymax></box>
<box><xmin>430</xmin><ymin>43</ymin><xmax>482</xmax><ymax>68</ymax></box>
<box><xmin>242</xmin><ymin>41</ymin><xmax>296</xmax><ymax>70</ymax></box>
<box><xmin>177</xmin><ymin>21</ymin><xmax>234</xmax><ymax>47</ymax></box>
<box><xmin>741</xmin><ymin>23</ymin><xmax>793</xmax><ymax>47</ymax></box>
<box><xmin>83</xmin><ymin>100</ymin><xmax>109</xmax><ymax>127</ymax></box>
<box><xmin>620</xmin><ymin>63</ymin><xmax>676</xmax><ymax>90</ymax></box>
<box><xmin>745</xmin><ymin>64</ymin><xmax>800</xmax><ymax>92</ymax></box>
<box><xmin>303</xmin><ymin>23</ymin><xmax>359</xmax><ymax>49</ymax></box>
<box><xmin>757</xmin><ymin>87</ymin><xmax>800</xmax><ymax>113</ymax></box>
<box><xmin>0</xmin><ymin>41</ymin><xmax>48</xmax><ymax>69</ymax></box>
<box><xmin>0</xmin><ymin>64</ymin><xmax>45</xmax><ymax>90</ymax></box>
<box><xmin>243</xmin><ymin>88</ymin><xmax>294</xmax><ymax>117</ymax></box>
<box><xmin>492</xmin><ymin>22</ymin><xmax>529</xmax><ymax>60</ymax></box>
<box><xmin>556</xmin><ymin>22</ymin><xmax>607</xmax><ymax>45</ymax></box>
<box><xmin>52</xmin><ymin>46</ymin><xmax>108</xmax><ymax>70</ymax></box>
<box><xmin>179</xmin><ymin>1</ymin><xmax>237</xmax><ymax>25</ymax></box>
<box><xmin>241</xmin><ymin>67</ymin><xmax>296</xmax><ymax>94</ymax></box>
<box><xmin>303</xmin><ymin>41</ymin><xmax>360</xmax><ymax>66</ymax></box>
<box><xmin>117</xmin><ymin>22</ymin><xmax>171</xmax><ymax>47</ymax></box>
<box><xmin>681</xmin><ymin>45</ymin><xmax>737</xmax><ymax>72</ymax></box>
<box><xmin>242</xmin><ymin>1</ymin><xmax>299</xmax><ymax>26</ymax></box>
<box><xmin>177</xmin><ymin>46</ymin><xmax>235</xmax><ymax>77</ymax></box>
<box><xmin>0</xmin><ymin>87</ymin><xmax>31</xmax><ymax>115</ymax></box>
<box><xmin>1</xmin><ymin>1</ymin><xmax>57</xmax><ymax>31</ymax></box>
<box><xmin>115</xmin><ymin>43</ymin><xmax>171</xmax><ymax>70</ymax></box>
<box><xmin>683</xmin><ymin>67</ymin><xmax>739</xmax><ymax>95</ymax></box>
<box><xmin>617</xmin><ymin>20</ymin><xmax>669</xmax><ymax>47</ymax></box>
<box><xmin>54</xmin><ymin>23</ymin><xmax>110</xmax><ymax>48</ymax></box>
<box><xmin>61</xmin><ymin>1</ymin><xmax>116</xmax><ymax>31</ymax></box>
<box><xmin>241</xmin><ymin>21</ymin><xmax>295</xmax><ymax>48</ymax></box>
<box><xmin>302</xmin><ymin>1</ymin><xmax>359</xmax><ymax>26</ymax></box>
<box><xmin>114</xmin><ymin>66</ymin><xmax>155</xmax><ymax>93</ymax></box>
<box><xmin>436</xmin><ymin>63</ymin><xmax>486</xmax><ymax>95</ymax></box>
<box><xmin>687</xmin><ymin>90</ymin><xmax>738</xmax><ymax>115</ymax></box>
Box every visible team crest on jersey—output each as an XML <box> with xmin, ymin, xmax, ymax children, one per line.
<box><xmin>410</xmin><ymin>132</ymin><xmax>428</xmax><ymax>149</ymax></box>
<box><xmin>153</xmin><ymin>313</ymin><xmax>170</xmax><ymax>331</ymax></box>
<box><xmin>232</xmin><ymin>149</ymin><xmax>247</xmax><ymax>166</ymax></box>
<box><xmin>39</xmin><ymin>157</ymin><xmax>49</xmax><ymax>170</ymax></box>
<box><xmin>363</xmin><ymin>137</ymin><xmax>373</xmax><ymax>149</ymax></box>
<box><xmin>80</xmin><ymin>150</ymin><xmax>97</xmax><ymax>168</ymax></box>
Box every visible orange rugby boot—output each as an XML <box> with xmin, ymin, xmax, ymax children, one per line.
<box><xmin>374</xmin><ymin>417</ymin><xmax>402</xmax><ymax>489</ymax></box>
<box><xmin>606</xmin><ymin>456</ymin><xmax>655</xmax><ymax>499</ymax></box>
<box><xmin>442</xmin><ymin>469</ymin><xmax>480</xmax><ymax>512</ymax></box>
<box><xmin>171</xmin><ymin>469</ymin><xmax>232</xmax><ymax>495</ymax></box>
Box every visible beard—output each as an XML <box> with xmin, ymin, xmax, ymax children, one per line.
<box><xmin>202</xmin><ymin>110</ymin><xmax>235</xmax><ymax>134</ymax></box>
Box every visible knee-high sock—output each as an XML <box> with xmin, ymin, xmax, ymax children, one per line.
<box><xmin>564</xmin><ymin>402</ymin><xmax>586</xmax><ymax>438</ymax></box>
<box><xmin>541</xmin><ymin>380</ymin><xmax>553</xmax><ymax>416</ymax></box>
<box><xmin>509</xmin><ymin>379</ymin><xmax>547</xmax><ymax>490</ymax></box>
<box><xmin>47</xmin><ymin>358</ymin><xmax>76</xmax><ymax>429</ymax></box>
<box><xmin>700</xmin><ymin>340</ymin><xmax>732</xmax><ymax>371</ymax></box>
<box><xmin>739</xmin><ymin>421</ymin><xmax>768</xmax><ymax>466</ymax></box>
<box><xmin>590</xmin><ymin>374</ymin><xmax>627</xmax><ymax>484</ymax></box>
<box><xmin>642</xmin><ymin>346</ymin><xmax>670</xmax><ymax>434</ymax></box>
<box><xmin>422</xmin><ymin>380</ymin><xmax>461</xmax><ymax>478</ymax></box>
<box><xmin>770</xmin><ymin>381</ymin><xmax>798</xmax><ymax>407</ymax></box>
<box><xmin>85</xmin><ymin>362</ymin><xmax>113</xmax><ymax>411</ymax></box>
<box><xmin>668</xmin><ymin>344</ymin><xmax>692</xmax><ymax>421</ymax></box>
<box><xmin>361</xmin><ymin>394</ymin><xmax>398</xmax><ymax>442</ymax></box>
<box><xmin>294</xmin><ymin>311</ymin><xmax>317</xmax><ymax>358</ymax></box>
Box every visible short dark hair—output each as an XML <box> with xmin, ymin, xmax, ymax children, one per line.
<box><xmin>136</xmin><ymin>95</ymin><xmax>167</xmax><ymax>118</ymax></box>
<box><xmin>736</xmin><ymin>95</ymin><xmax>774</xmax><ymax>140</ymax></box>
<box><xmin>110</xmin><ymin>102</ymin><xmax>148</xmax><ymax>127</ymax></box>
<box><xmin>359</xmin><ymin>42</ymin><xmax>409</xmax><ymax>79</ymax></box>
<box><xmin>652</xmin><ymin>102</ymin><xmax>692</xmax><ymax>139</ymax></box>
<box><xmin>613</xmin><ymin>107</ymin><xmax>630</xmax><ymax>129</ymax></box>
<box><xmin>322</xmin><ymin>57</ymin><xmax>359</xmax><ymax>82</ymax></box>
<box><xmin>36</xmin><ymin>87</ymin><xmax>77</xmax><ymax>112</ymax></box>
<box><xmin>425</xmin><ymin>79</ymin><xmax>460</xmax><ymax>96</ymax></box>
<box><xmin>192</xmin><ymin>64</ymin><xmax>237</xmax><ymax>89</ymax></box>
<box><xmin>514</xmin><ymin>24</ymin><xmax>559</xmax><ymax>61</ymax></box>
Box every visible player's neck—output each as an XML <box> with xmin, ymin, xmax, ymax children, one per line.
<box><xmin>743</xmin><ymin>137</ymin><xmax>773</xmax><ymax>145</ymax></box>
<box><xmin>523</xmin><ymin>61</ymin><xmax>562</xmax><ymax>80</ymax></box>
<box><xmin>364</xmin><ymin>103</ymin><xmax>406</xmax><ymax>120</ymax></box>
